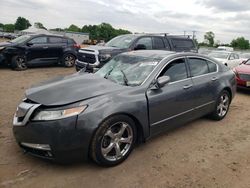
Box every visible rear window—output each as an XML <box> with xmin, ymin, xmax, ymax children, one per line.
<box><xmin>171</xmin><ymin>39</ymin><xmax>195</xmax><ymax>48</ymax></box>
<box><xmin>153</xmin><ymin>37</ymin><xmax>165</xmax><ymax>49</ymax></box>
<box><xmin>49</xmin><ymin>37</ymin><xmax>63</xmax><ymax>43</ymax></box>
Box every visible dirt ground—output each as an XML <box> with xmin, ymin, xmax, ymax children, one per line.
<box><xmin>0</xmin><ymin>66</ymin><xmax>250</xmax><ymax>188</ymax></box>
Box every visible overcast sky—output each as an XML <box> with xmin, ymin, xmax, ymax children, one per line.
<box><xmin>1</xmin><ymin>0</ymin><xmax>250</xmax><ymax>43</ymax></box>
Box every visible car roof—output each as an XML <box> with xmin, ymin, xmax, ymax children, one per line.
<box><xmin>27</xmin><ymin>34</ymin><xmax>68</xmax><ymax>38</ymax></box>
<box><xmin>122</xmin><ymin>50</ymin><xmax>207</xmax><ymax>60</ymax></box>
<box><xmin>119</xmin><ymin>34</ymin><xmax>193</xmax><ymax>40</ymax></box>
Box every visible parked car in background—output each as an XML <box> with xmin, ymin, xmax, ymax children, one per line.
<box><xmin>13</xmin><ymin>50</ymin><xmax>236</xmax><ymax>166</ymax></box>
<box><xmin>208</xmin><ymin>51</ymin><xmax>242</xmax><ymax>68</ymax></box>
<box><xmin>233</xmin><ymin>59</ymin><xmax>250</xmax><ymax>89</ymax></box>
<box><xmin>217</xmin><ymin>46</ymin><xmax>234</xmax><ymax>52</ymax></box>
<box><xmin>0</xmin><ymin>34</ymin><xmax>80</xmax><ymax>70</ymax></box>
<box><xmin>75</xmin><ymin>34</ymin><xmax>198</xmax><ymax>72</ymax></box>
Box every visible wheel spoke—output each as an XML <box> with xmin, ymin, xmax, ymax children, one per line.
<box><xmin>102</xmin><ymin>142</ymin><xmax>115</xmax><ymax>156</ymax></box>
<box><xmin>117</xmin><ymin>123</ymin><xmax>127</xmax><ymax>137</ymax></box>
<box><xmin>120</xmin><ymin>136</ymin><xmax>132</xmax><ymax>144</ymax></box>
<box><xmin>114</xmin><ymin>143</ymin><xmax>122</xmax><ymax>158</ymax></box>
<box><xmin>105</xmin><ymin>129</ymin><xmax>115</xmax><ymax>139</ymax></box>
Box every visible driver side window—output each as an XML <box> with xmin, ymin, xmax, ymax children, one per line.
<box><xmin>29</xmin><ymin>37</ymin><xmax>47</xmax><ymax>44</ymax></box>
<box><xmin>135</xmin><ymin>37</ymin><xmax>152</xmax><ymax>49</ymax></box>
<box><xmin>160</xmin><ymin>58</ymin><xmax>188</xmax><ymax>82</ymax></box>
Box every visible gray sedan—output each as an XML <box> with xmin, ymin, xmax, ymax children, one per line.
<box><xmin>13</xmin><ymin>50</ymin><xmax>236</xmax><ymax>166</ymax></box>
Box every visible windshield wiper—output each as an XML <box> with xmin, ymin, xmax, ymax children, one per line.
<box><xmin>120</xmin><ymin>70</ymin><xmax>129</xmax><ymax>86</ymax></box>
<box><xmin>104</xmin><ymin>67</ymin><xmax>114</xmax><ymax>79</ymax></box>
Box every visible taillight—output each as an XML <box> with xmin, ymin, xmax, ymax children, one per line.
<box><xmin>232</xmin><ymin>68</ymin><xmax>239</xmax><ymax>78</ymax></box>
<box><xmin>73</xmin><ymin>44</ymin><xmax>80</xmax><ymax>49</ymax></box>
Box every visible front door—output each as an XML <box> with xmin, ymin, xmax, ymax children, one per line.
<box><xmin>26</xmin><ymin>36</ymin><xmax>51</xmax><ymax>65</ymax></box>
<box><xmin>147</xmin><ymin>57</ymin><xmax>196</xmax><ymax>136</ymax></box>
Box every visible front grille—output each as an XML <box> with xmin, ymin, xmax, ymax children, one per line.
<box><xmin>239</xmin><ymin>74</ymin><xmax>250</xmax><ymax>81</ymax></box>
<box><xmin>77</xmin><ymin>52</ymin><xmax>96</xmax><ymax>64</ymax></box>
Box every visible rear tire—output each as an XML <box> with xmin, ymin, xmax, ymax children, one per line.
<box><xmin>11</xmin><ymin>55</ymin><xmax>27</xmax><ymax>71</ymax></box>
<box><xmin>62</xmin><ymin>53</ymin><xmax>76</xmax><ymax>67</ymax></box>
<box><xmin>210</xmin><ymin>90</ymin><xmax>231</xmax><ymax>121</ymax></box>
<box><xmin>91</xmin><ymin>115</ymin><xmax>137</xmax><ymax>167</ymax></box>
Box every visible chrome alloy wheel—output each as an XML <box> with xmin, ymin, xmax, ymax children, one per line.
<box><xmin>16</xmin><ymin>56</ymin><xmax>27</xmax><ymax>69</ymax></box>
<box><xmin>64</xmin><ymin>55</ymin><xmax>75</xmax><ymax>66</ymax></box>
<box><xmin>217</xmin><ymin>94</ymin><xmax>229</xmax><ymax>117</ymax></box>
<box><xmin>101</xmin><ymin>122</ymin><xmax>133</xmax><ymax>162</ymax></box>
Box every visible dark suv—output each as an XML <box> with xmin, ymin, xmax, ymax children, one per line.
<box><xmin>0</xmin><ymin>34</ymin><xmax>80</xmax><ymax>70</ymax></box>
<box><xmin>75</xmin><ymin>34</ymin><xmax>197</xmax><ymax>72</ymax></box>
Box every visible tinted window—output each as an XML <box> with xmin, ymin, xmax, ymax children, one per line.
<box><xmin>207</xmin><ymin>60</ymin><xmax>217</xmax><ymax>72</ymax></box>
<box><xmin>172</xmin><ymin>39</ymin><xmax>194</xmax><ymax>48</ymax></box>
<box><xmin>153</xmin><ymin>37</ymin><xmax>165</xmax><ymax>49</ymax></box>
<box><xmin>30</xmin><ymin>37</ymin><xmax>47</xmax><ymax>44</ymax></box>
<box><xmin>160</xmin><ymin>58</ymin><xmax>188</xmax><ymax>82</ymax></box>
<box><xmin>189</xmin><ymin>58</ymin><xmax>209</xmax><ymax>76</ymax></box>
<box><xmin>49</xmin><ymin>37</ymin><xmax>63</xmax><ymax>43</ymax></box>
<box><xmin>68</xmin><ymin>39</ymin><xmax>75</xmax><ymax>44</ymax></box>
<box><xmin>135</xmin><ymin>37</ymin><xmax>152</xmax><ymax>49</ymax></box>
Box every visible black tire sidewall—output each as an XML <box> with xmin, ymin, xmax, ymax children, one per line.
<box><xmin>91</xmin><ymin>115</ymin><xmax>137</xmax><ymax>167</ymax></box>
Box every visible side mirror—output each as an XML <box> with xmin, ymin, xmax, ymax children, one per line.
<box><xmin>134</xmin><ymin>44</ymin><xmax>146</xmax><ymax>50</ymax></box>
<box><xmin>151</xmin><ymin>76</ymin><xmax>170</xmax><ymax>90</ymax></box>
<box><xmin>26</xmin><ymin>42</ymin><xmax>33</xmax><ymax>46</ymax></box>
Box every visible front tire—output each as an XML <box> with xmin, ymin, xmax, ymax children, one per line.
<box><xmin>11</xmin><ymin>55</ymin><xmax>27</xmax><ymax>71</ymax></box>
<box><xmin>62</xmin><ymin>53</ymin><xmax>76</xmax><ymax>67</ymax></box>
<box><xmin>91</xmin><ymin>115</ymin><xmax>137</xmax><ymax>166</ymax></box>
<box><xmin>210</xmin><ymin>90</ymin><xmax>231</xmax><ymax>120</ymax></box>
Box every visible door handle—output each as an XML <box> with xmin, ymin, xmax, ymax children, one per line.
<box><xmin>211</xmin><ymin>77</ymin><xmax>218</xmax><ymax>81</ymax></box>
<box><xmin>183</xmin><ymin>84</ymin><xmax>193</xmax><ymax>89</ymax></box>
<box><xmin>43</xmin><ymin>46</ymin><xmax>48</xmax><ymax>49</ymax></box>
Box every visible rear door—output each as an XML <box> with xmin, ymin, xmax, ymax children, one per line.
<box><xmin>147</xmin><ymin>57</ymin><xmax>196</xmax><ymax>136</ymax></box>
<box><xmin>47</xmin><ymin>36</ymin><xmax>66</xmax><ymax>62</ymax></box>
<box><xmin>187</xmin><ymin>57</ymin><xmax>219</xmax><ymax>116</ymax></box>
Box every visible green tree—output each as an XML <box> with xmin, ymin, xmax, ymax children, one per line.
<box><xmin>230</xmin><ymin>37</ymin><xmax>250</xmax><ymax>50</ymax></box>
<box><xmin>34</xmin><ymin>22</ymin><xmax>47</xmax><ymax>30</ymax></box>
<box><xmin>14</xmin><ymin>17</ymin><xmax>31</xmax><ymax>30</ymax></box>
<box><xmin>0</xmin><ymin>23</ymin><xmax>4</xmax><ymax>30</ymax></box>
<box><xmin>204</xmin><ymin>31</ymin><xmax>215</xmax><ymax>47</ymax></box>
<box><xmin>67</xmin><ymin>24</ymin><xmax>81</xmax><ymax>32</ymax></box>
<box><xmin>4</xmin><ymin>24</ymin><xmax>15</xmax><ymax>32</ymax></box>
<box><xmin>81</xmin><ymin>23</ymin><xmax>131</xmax><ymax>41</ymax></box>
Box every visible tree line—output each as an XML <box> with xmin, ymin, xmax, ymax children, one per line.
<box><xmin>200</xmin><ymin>31</ymin><xmax>250</xmax><ymax>50</ymax></box>
<box><xmin>1</xmin><ymin>17</ymin><xmax>250</xmax><ymax>49</ymax></box>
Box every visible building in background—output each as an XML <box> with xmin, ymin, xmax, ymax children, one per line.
<box><xmin>50</xmin><ymin>30</ymin><xmax>89</xmax><ymax>44</ymax></box>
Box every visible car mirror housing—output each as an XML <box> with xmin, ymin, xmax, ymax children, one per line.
<box><xmin>134</xmin><ymin>44</ymin><xmax>146</xmax><ymax>50</ymax></box>
<box><xmin>151</xmin><ymin>76</ymin><xmax>170</xmax><ymax>90</ymax></box>
<box><xmin>26</xmin><ymin>42</ymin><xmax>33</xmax><ymax>46</ymax></box>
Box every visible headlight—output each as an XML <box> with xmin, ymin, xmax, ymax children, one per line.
<box><xmin>33</xmin><ymin>105</ymin><xmax>87</xmax><ymax>121</ymax></box>
<box><xmin>98</xmin><ymin>54</ymin><xmax>111</xmax><ymax>62</ymax></box>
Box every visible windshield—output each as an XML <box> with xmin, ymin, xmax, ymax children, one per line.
<box><xmin>105</xmin><ymin>35</ymin><xmax>136</xmax><ymax>48</ymax></box>
<box><xmin>95</xmin><ymin>54</ymin><xmax>160</xmax><ymax>86</ymax></box>
<box><xmin>10</xmin><ymin>35</ymin><xmax>31</xmax><ymax>44</ymax></box>
<box><xmin>208</xmin><ymin>52</ymin><xmax>230</xmax><ymax>59</ymax></box>
<box><xmin>245</xmin><ymin>59</ymin><xmax>250</xmax><ymax>65</ymax></box>
<box><xmin>241</xmin><ymin>53</ymin><xmax>250</xmax><ymax>59</ymax></box>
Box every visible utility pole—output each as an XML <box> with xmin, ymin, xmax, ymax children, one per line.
<box><xmin>184</xmin><ymin>31</ymin><xmax>186</xmax><ymax>36</ymax></box>
<box><xmin>192</xmin><ymin>31</ymin><xmax>196</xmax><ymax>40</ymax></box>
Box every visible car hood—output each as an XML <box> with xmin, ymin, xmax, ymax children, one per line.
<box><xmin>81</xmin><ymin>45</ymin><xmax>128</xmax><ymax>54</ymax></box>
<box><xmin>235</xmin><ymin>64</ymin><xmax>250</xmax><ymax>73</ymax></box>
<box><xmin>0</xmin><ymin>41</ymin><xmax>14</xmax><ymax>48</ymax></box>
<box><xmin>25</xmin><ymin>73</ymin><xmax>124</xmax><ymax>106</ymax></box>
<box><xmin>213</xmin><ymin>58</ymin><xmax>226</xmax><ymax>63</ymax></box>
